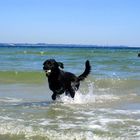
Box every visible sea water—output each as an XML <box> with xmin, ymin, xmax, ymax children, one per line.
<box><xmin>0</xmin><ymin>45</ymin><xmax>140</xmax><ymax>140</ymax></box>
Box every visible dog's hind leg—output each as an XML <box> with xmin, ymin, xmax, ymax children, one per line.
<box><xmin>68</xmin><ymin>87</ymin><xmax>75</xmax><ymax>98</ymax></box>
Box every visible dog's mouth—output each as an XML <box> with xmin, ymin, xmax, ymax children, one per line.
<box><xmin>44</xmin><ymin>69</ymin><xmax>51</xmax><ymax>76</ymax></box>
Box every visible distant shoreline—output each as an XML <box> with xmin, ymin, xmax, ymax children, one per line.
<box><xmin>0</xmin><ymin>43</ymin><xmax>140</xmax><ymax>49</ymax></box>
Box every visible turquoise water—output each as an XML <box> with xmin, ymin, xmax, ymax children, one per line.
<box><xmin>0</xmin><ymin>46</ymin><xmax>140</xmax><ymax>140</ymax></box>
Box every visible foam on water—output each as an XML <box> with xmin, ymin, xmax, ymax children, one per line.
<box><xmin>0</xmin><ymin>114</ymin><xmax>140</xmax><ymax>140</ymax></box>
<box><xmin>0</xmin><ymin>125</ymin><xmax>116</xmax><ymax>140</ymax></box>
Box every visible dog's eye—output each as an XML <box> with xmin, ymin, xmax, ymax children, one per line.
<box><xmin>47</xmin><ymin>62</ymin><xmax>52</xmax><ymax>66</ymax></box>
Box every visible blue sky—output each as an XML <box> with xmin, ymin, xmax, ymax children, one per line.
<box><xmin>0</xmin><ymin>0</ymin><xmax>140</xmax><ymax>46</ymax></box>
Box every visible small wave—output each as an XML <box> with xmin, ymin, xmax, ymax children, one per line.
<box><xmin>0</xmin><ymin>97</ymin><xmax>22</xmax><ymax>103</ymax></box>
<box><xmin>0</xmin><ymin>71</ymin><xmax>44</xmax><ymax>84</ymax></box>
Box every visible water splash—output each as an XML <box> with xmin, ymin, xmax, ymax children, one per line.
<box><xmin>57</xmin><ymin>83</ymin><xmax>119</xmax><ymax>104</ymax></box>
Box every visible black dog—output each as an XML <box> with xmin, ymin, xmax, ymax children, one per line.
<box><xmin>43</xmin><ymin>59</ymin><xmax>91</xmax><ymax>100</ymax></box>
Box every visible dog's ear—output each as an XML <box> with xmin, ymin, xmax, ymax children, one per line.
<box><xmin>57</xmin><ymin>62</ymin><xmax>64</xmax><ymax>69</ymax></box>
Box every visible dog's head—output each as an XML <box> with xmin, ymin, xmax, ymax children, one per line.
<box><xmin>43</xmin><ymin>59</ymin><xmax>64</xmax><ymax>76</ymax></box>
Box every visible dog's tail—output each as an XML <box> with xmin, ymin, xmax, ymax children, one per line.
<box><xmin>78</xmin><ymin>60</ymin><xmax>91</xmax><ymax>81</ymax></box>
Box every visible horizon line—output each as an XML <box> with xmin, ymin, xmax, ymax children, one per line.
<box><xmin>0</xmin><ymin>42</ymin><xmax>140</xmax><ymax>48</ymax></box>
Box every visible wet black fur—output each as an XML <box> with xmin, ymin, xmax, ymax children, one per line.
<box><xmin>43</xmin><ymin>59</ymin><xmax>91</xmax><ymax>100</ymax></box>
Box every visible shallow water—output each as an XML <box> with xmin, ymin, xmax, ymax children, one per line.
<box><xmin>0</xmin><ymin>46</ymin><xmax>140</xmax><ymax>140</ymax></box>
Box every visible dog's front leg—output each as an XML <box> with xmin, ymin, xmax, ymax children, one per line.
<box><xmin>52</xmin><ymin>93</ymin><xmax>57</xmax><ymax>100</ymax></box>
